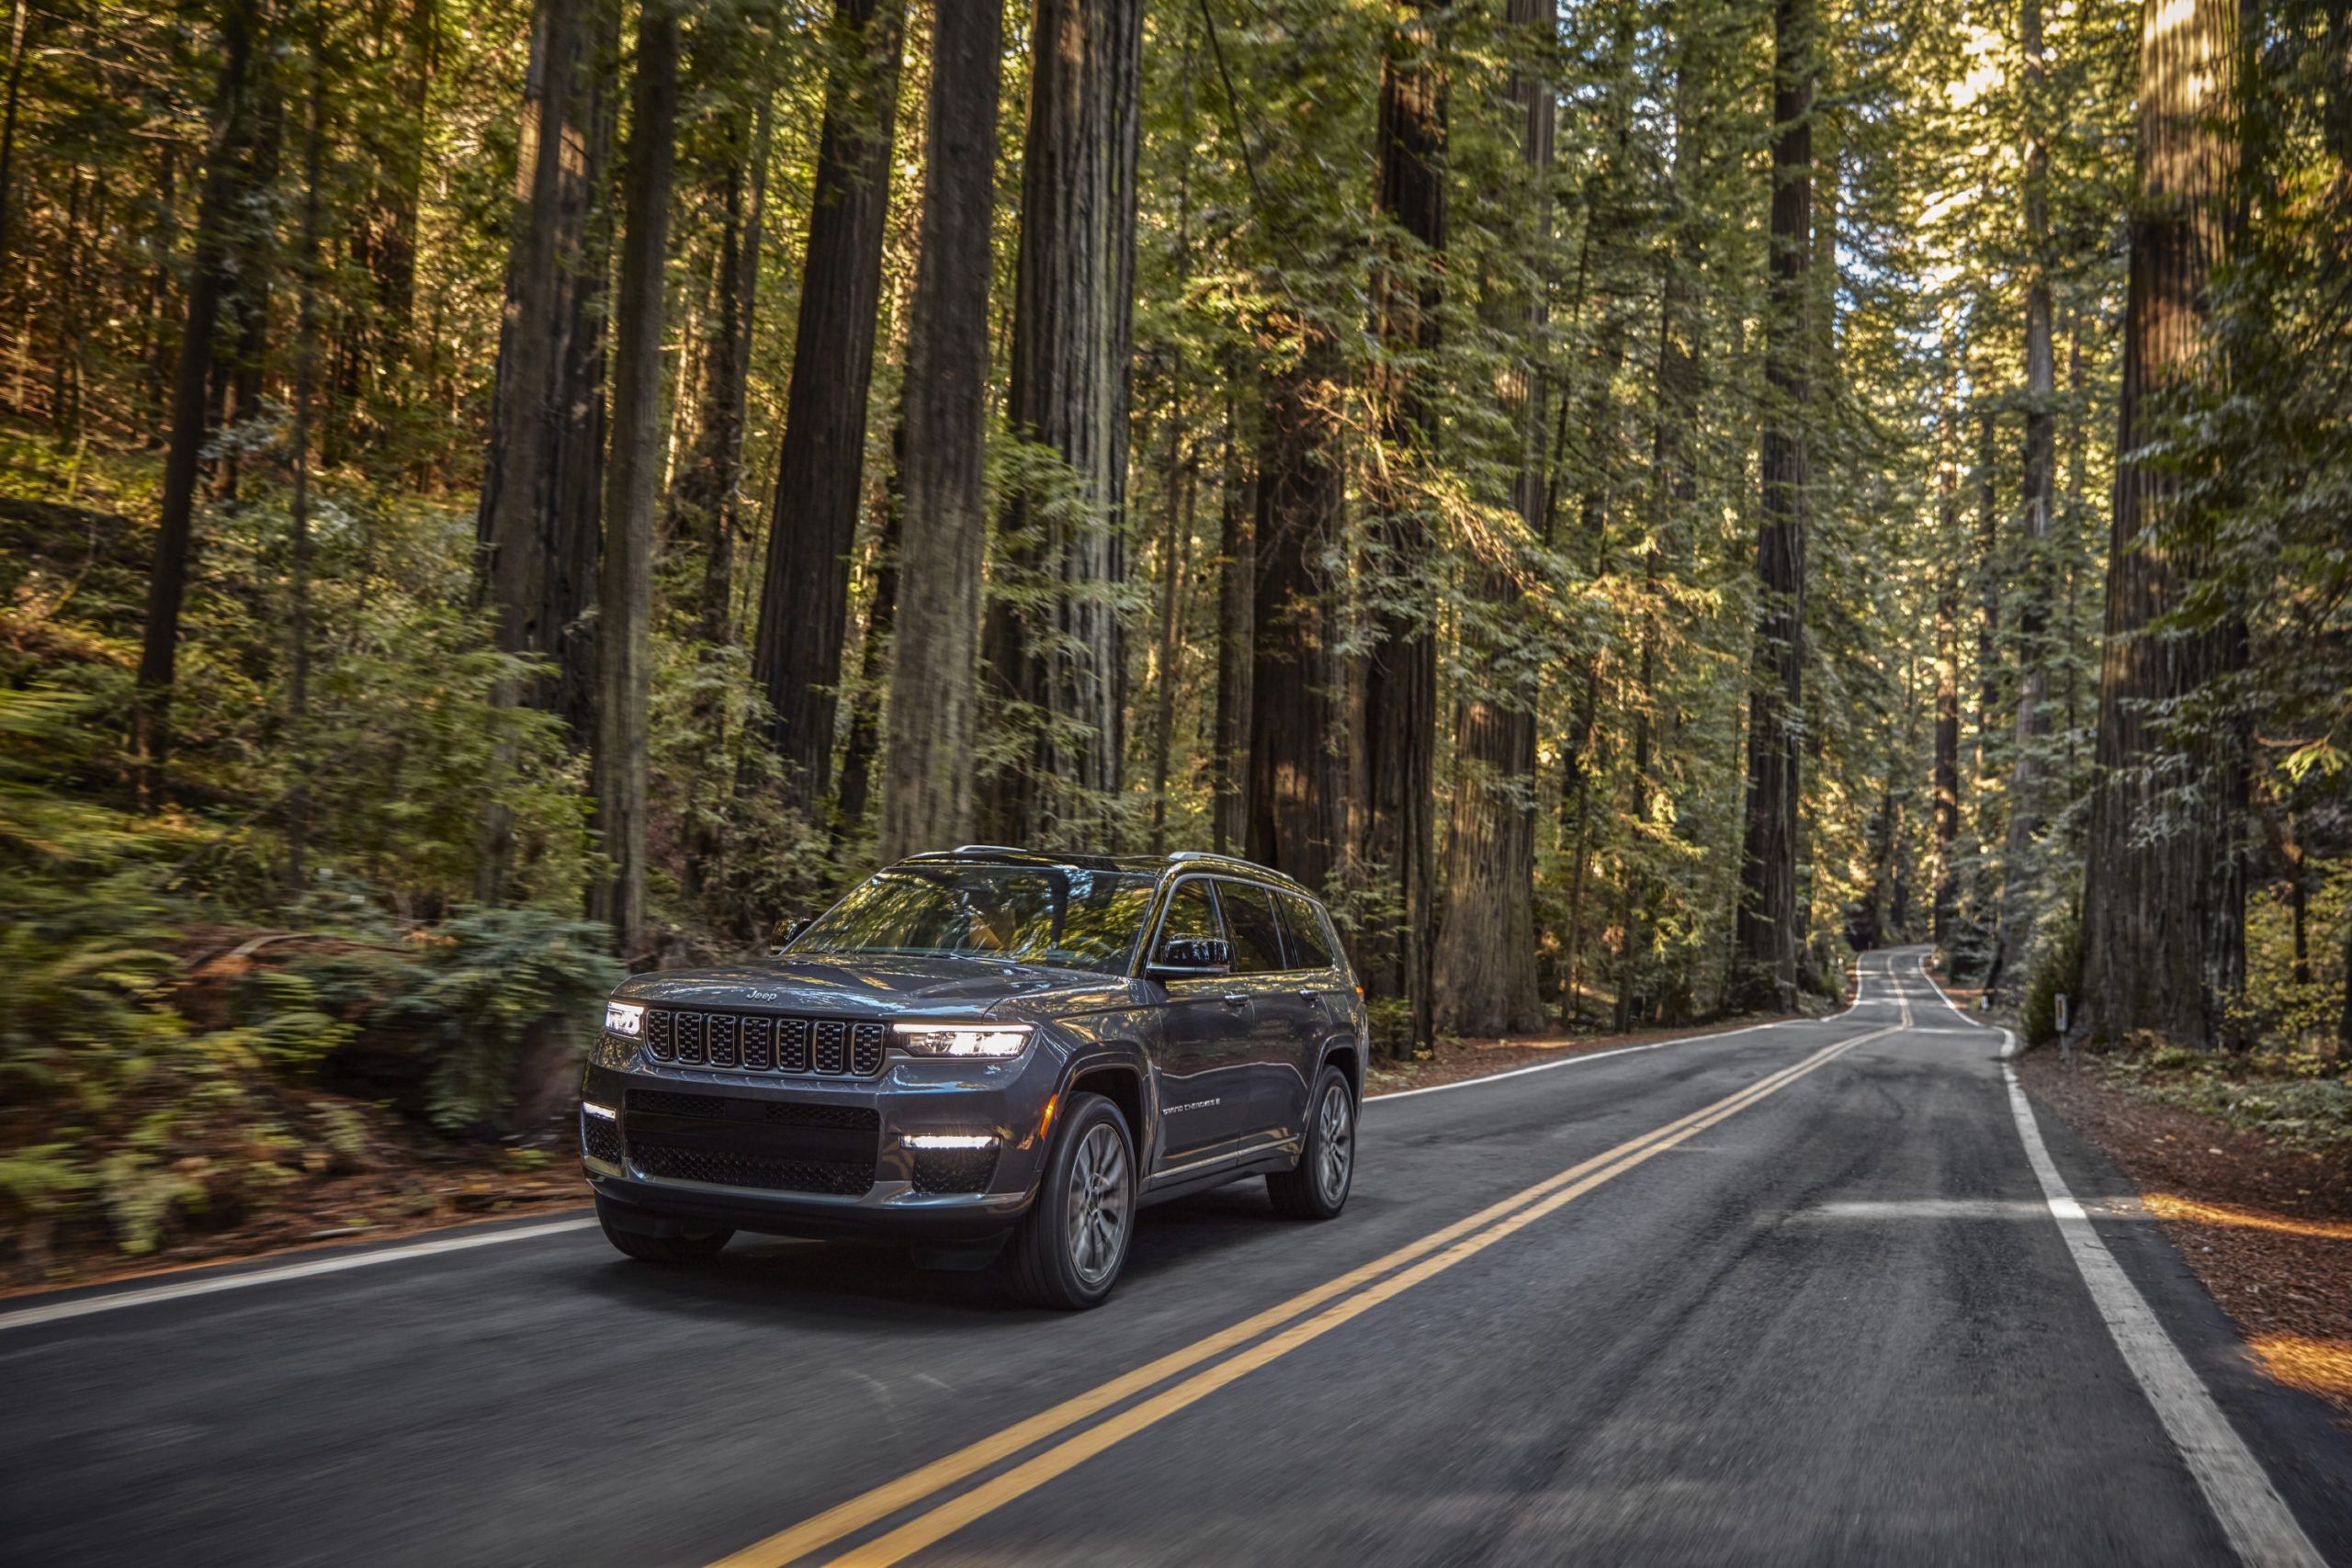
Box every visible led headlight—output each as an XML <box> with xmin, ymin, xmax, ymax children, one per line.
<box><xmin>892</xmin><ymin>1022</ymin><xmax>1033</xmax><ymax>1059</ymax></box>
<box><xmin>605</xmin><ymin>1000</ymin><xmax>646</xmax><ymax>1037</ymax></box>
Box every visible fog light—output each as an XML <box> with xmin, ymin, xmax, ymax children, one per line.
<box><xmin>902</xmin><ymin>1133</ymin><xmax>998</xmax><ymax>1150</ymax></box>
<box><xmin>582</xmin><ymin>1101</ymin><xmax>617</xmax><ymax>1121</ymax></box>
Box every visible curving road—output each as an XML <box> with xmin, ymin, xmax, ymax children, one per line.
<box><xmin>5</xmin><ymin>951</ymin><xmax>2346</xmax><ymax>1566</ymax></box>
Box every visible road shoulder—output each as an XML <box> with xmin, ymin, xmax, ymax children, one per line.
<box><xmin>2018</xmin><ymin>1063</ymin><xmax>2352</xmax><ymax>1566</ymax></box>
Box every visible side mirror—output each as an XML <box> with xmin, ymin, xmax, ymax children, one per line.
<box><xmin>769</xmin><ymin>916</ymin><xmax>813</xmax><ymax>955</ymax></box>
<box><xmin>1148</xmin><ymin>936</ymin><xmax>1231</xmax><ymax>980</ymax></box>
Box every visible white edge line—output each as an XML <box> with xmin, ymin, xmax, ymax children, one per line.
<box><xmin>2002</xmin><ymin>1063</ymin><xmax>2324</xmax><ymax>1568</ymax></box>
<box><xmin>1913</xmin><ymin>953</ymin><xmax>2019</xmax><ymax>1058</ymax></box>
<box><xmin>1367</xmin><ymin>955</ymin><xmax>1888</xmax><ymax>1106</ymax></box>
<box><xmin>0</xmin><ymin>1216</ymin><xmax>600</xmax><ymax>1333</ymax></box>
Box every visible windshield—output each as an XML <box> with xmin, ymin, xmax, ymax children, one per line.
<box><xmin>792</xmin><ymin>864</ymin><xmax>1159</xmax><ymax>976</ymax></box>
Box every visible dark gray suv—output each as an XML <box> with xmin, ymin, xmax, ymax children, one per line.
<box><xmin>579</xmin><ymin>848</ymin><xmax>1368</xmax><ymax>1307</ymax></box>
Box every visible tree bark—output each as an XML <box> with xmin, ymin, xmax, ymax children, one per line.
<box><xmin>1932</xmin><ymin>381</ymin><xmax>1963</xmax><ymax>949</ymax></box>
<box><xmin>1974</xmin><ymin>401</ymin><xmax>1999</xmax><ymax>777</ymax></box>
<box><xmin>590</xmin><ymin>1</ymin><xmax>679</xmax><ymax>962</ymax></box>
<box><xmin>132</xmin><ymin>0</ymin><xmax>262</xmax><ymax>803</ymax></box>
<box><xmin>2075</xmin><ymin>0</ymin><xmax>2244</xmax><ymax>1047</ymax></box>
<box><xmin>1624</xmin><ymin>11</ymin><xmax>1702</xmax><ymax>1024</ymax></box>
<box><xmin>1731</xmin><ymin>0</ymin><xmax>1815</xmax><ymax>1011</ymax></box>
<box><xmin>675</xmin><ymin>92</ymin><xmax>770</xmax><ymax>649</ymax></box>
<box><xmin>1362</xmin><ymin>0</ymin><xmax>1444</xmax><ymax>1048</ymax></box>
<box><xmin>475</xmin><ymin>0</ymin><xmax>611</xmax><ymax>735</ymax></box>
<box><xmin>1432</xmin><ymin>0</ymin><xmax>1550</xmax><ymax>1042</ymax></box>
<box><xmin>0</xmin><ymin>0</ymin><xmax>28</xmax><ymax>297</ymax></box>
<box><xmin>1148</xmin><ymin>400</ymin><xmax>1193</xmax><ymax>854</ymax></box>
<box><xmin>752</xmin><ymin>0</ymin><xmax>907</xmax><ymax>814</ymax></box>
<box><xmin>286</xmin><ymin>0</ymin><xmax>328</xmax><ymax>898</ymax></box>
<box><xmin>1247</xmin><ymin>323</ymin><xmax>1347</xmax><ymax>893</ymax></box>
<box><xmin>1993</xmin><ymin>0</ymin><xmax>2055</xmax><ymax>993</ymax></box>
<box><xmin>976</xmin><ymin>0</ymin><xmax>1145</xmax><ymax>847</ymax></box>
<box><xmin>878</xmin><ymin>0</ymin><xmax>1001</xmax><ymax>863</ymax></box>
<box><xmin>1211</xmin><ymin>383</ymin><xmax>1254</xmax><ymax>855</ymax></box>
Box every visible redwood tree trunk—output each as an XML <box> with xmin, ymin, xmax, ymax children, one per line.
<box><xmin>675</xmin><ymin>93</ymin><xmax>769</xmax><ymax>649</ymax></box>
<box><xmin>475</xmin><ymin>0</ymin><xmax>608</xmax><ymax>717</ymax></box>
<box><xmin>2075</xmin><ymin>0</ymin><xmax>2243</xmax><ymax>1047</ymax></box>
<box><xmin>132</xmin><ymin>0</ymin><xmax>261</xmax><ymax>802</ymax></box>
<box><xmin>1994</xmin><ymin>0</ymin><xmax>2055</xmax><ymax>993</ymax></box>
<box><xmin>590</xmin><ymin>0</ymin><xmax>677</xmax><ymax>961</ymax></box>
<box><xmin>976</xmin><ymin>0</ymin><xmax>1145</xmax><ymax>847</ymax></box>
<box><xmin>1362</xmin><ymin>2</ymin><xmax>1443</xmax><ymax>1048</ymax></box>
<box><xmin>751</xmin><ymin>0</ymin><xmax>906</xmax><ymax>813</ymax></box>
<box><xmin>1247</xmin><ymin>324</ymin><xmax>1346</xmax><ymax>892</ymax></box>
<box><xmin>879</xmin><ymin>0</ymin><xmax>1001</xmax><ymax>863</ymax></box>
<box><xmin>1730</xmin><ymin>0</ymin><xmax>1815</xmax><ymax>1012</ymax></box>
<box><xmin>1211</xmin><ymin>386</ymin><xmax>1254</xmax><ymax>855</ymax></box>
<box><xmin>1432</xmin><ymin>0</ymin><xmax>1549</xmax><ymax>1042</ymax></box>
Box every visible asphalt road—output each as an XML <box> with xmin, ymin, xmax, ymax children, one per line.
<box><xmin>6</xmin><ymin>950</ymin><xmax>2347</xmax><ymax>1567</ymax></box>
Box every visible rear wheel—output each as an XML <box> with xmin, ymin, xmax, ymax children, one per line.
<box><xmin>1001</xmin><ymin>1093</ymin><xmax>1135</xmax><ymax>1310</ymax></box>
<box><xmin>1267</xmin><ymin>1066</ymin><xmax>1354</xmax><ymax>1220</ymax></box>
<box><xmin>595</xmin><ymin>1195</ymin><xmax>732</xmax><ymax>1265</ymax></box>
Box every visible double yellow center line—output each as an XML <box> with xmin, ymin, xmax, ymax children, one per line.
<box><xmin>712</xmin><ymin>992</ymin><xmax>1909</xmax><ymax>1568</ymax></box>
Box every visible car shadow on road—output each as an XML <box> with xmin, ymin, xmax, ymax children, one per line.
<box><xmin>574</xmin><ymin>1183</ymin><xmax>1292</xmax><ymax>1327</ymax></box>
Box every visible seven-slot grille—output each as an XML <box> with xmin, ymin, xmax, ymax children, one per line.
<box><xmin>641</xmin><ymin>1009</ymin><xmax>887</xmax><ymax>1077</ymax></box>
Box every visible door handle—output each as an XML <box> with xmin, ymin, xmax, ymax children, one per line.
<box><xmin>1222</xmin><ymin>993</ymin><xmax>1247</xmax><ymax>1007</ymax></box>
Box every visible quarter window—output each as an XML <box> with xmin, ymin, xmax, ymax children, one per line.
<box><xmin>1275</xmin><ymin>892</ymin><xmax>1336</xmax><ymax>970</ymax></box>
<box><xmin>1216</xmin><ymin>881</ymin><xmax>1286</xmax><ymax>974</ymax></box>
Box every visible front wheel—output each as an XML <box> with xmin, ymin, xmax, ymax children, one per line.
<box><xmin>1001</xmin><ymin>1093</ymin><xmax>1135</xmax><ymax>1310</ymax></box>
<box><xmin>1267</xmin><ymin>1066</ymin><xmax>1355</xmax><ymax>1220</ymax></box>
<box><xmin>596</xmin><ymin>1195</ymin><xmax>732</xmax><ymax>1265</ymax></box>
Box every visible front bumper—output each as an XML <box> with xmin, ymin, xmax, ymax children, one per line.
<box><xmin>577</xmin><ymin>1042</ymin><xmax>1061</xmax><ymax>1241</ymax></box>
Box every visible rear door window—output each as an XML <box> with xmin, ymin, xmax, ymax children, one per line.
<box><xmin>1275</xmin><ymin>892</ymin><xmax>1336</xmax><ymax>970</ymax></box>
<box><xmin>1216</xmin><ymin>881</ymin><xmax>1286</xmax><ymax>974</ymax></box>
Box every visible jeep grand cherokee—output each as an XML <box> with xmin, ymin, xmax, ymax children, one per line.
<box><xmin>580</xmin><ymin>848</ymin><xmax>1367</xmax><ymax>1308</ymax></box>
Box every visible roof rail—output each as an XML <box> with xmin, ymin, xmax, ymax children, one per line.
<box><xmin>951</xmin><ymin>843</ymin><xmax>1031</xmax><ymax>855</ymax></box>
<box><xmin>1164</xmin><ymin>849</ymin><xmax>1303</xmax><ymax>886</ymax></box>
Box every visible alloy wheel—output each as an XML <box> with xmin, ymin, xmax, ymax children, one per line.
<box><xmin>1316</xmin><ymin>1083</ymin><xmax>1353</xmax><ymax>1203</ymax></box>
<box><xmin>1065</xmin><ymin>1121</ymin><xmax>1131</xmax><ymax>1287</ymax></box>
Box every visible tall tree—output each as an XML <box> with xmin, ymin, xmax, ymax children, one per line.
<box><xmin>1210</xmin><ymin>384</ymin><xmax>1253</xmax><ymax>856</ymax></box>
<box><xmin>1432</xmin><ymin>0</ymin><xmax>1547</xmax><ymax>1041</ymax></box>
<box><xmin>673</xmin><ymin>83</ymin><xmax>769</xmax><ymax>650</ymax></box>
<box><xmin>285</xmin><ymin>0</ymin><xmax>329</xmax><ymax>894</ymax></box>
<box><xmin>1994</xmin><ymin>0</ymin><xmax>2056</xmax><ymax>990</ymax></box>
<box><xmin>879</xmin><ymin>0</ymin><xmax>1002</xmax><ymax>863</ymax></box>
<box><xmin>751</xmin><ymin>0</ymin><xmax>906</xmax><ymax>815</ymax></box>
<box><xmin>131</xmin><ymin>0</ymin><xmax>263</xmax><ymax>801</ymax></box>
<box><xmin>1361</xmin><ymin>0</ymin><xmax>1444</xmax><ymax>1047</ymax></box>
<box><xmin>2075</xmin><ymin>0</ymin><xmax>2243</xmax><ymax>1045</ymax></box>
<box><xmin>475</xmin><ymin>0</ymin><xmax>615</xmax><ymax>739</ymax></box>
<box><xmin>590</xmin><ymin>0</ymin><xmax>678</xmax><ymax>960</ymax></box>
<box><xmin>1730</xmin><ymin>0</ymin><xmax>1817</xmax><ymax>1010</ymax></box>
<box><xmin>977</xmin><ymin>0</ymin><xmax>1145</xmax><ymax>846</ymax></box>
<box><xmin>1247</xmin><ymin>323</ymin><xmax>1348</xmax><ymax>891</ymax></box>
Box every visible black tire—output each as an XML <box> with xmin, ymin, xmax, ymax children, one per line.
<box><xmin>595</xmin><ymin>1195</ymin><xmax>732</xmax><ymax>1265</ymax></box>
<box><xmin>1268</xmin><ymin>1066</ymin><xmax>1355</xmax><ymax>1220</ymax></box>
<box><xmin>1000</xmin><ymin>1093</ymin><xmax>1136</xmax><ymax>1310</ymax></box>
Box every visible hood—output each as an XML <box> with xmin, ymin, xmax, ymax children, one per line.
<box><xmin>614</xmin><ymin>952</ymin><xmax>1136</xmax><ymax>1021</ymax></box>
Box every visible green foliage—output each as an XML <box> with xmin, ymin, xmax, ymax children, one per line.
<box><xmin>371</xmin><ymin>909</ymin><xmax>624</xmax><ymax>1134</ymax></box>
<box><xmin>2099</xmin><ymin>1044</ymin><xmax>2352</xmax><ymax>1158</ymax></box>
<box><xmin>2020</xmin><ymin>906</ymin><xmax>2083</xmax><ymax>1046</ymax></box>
